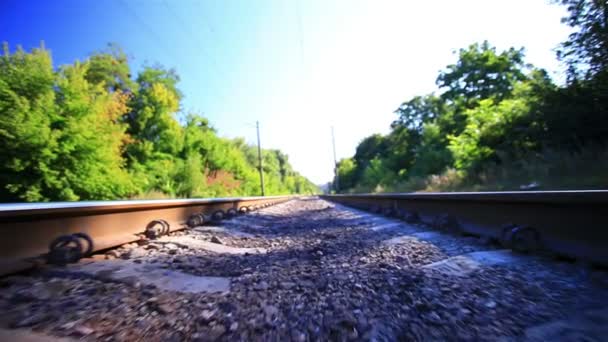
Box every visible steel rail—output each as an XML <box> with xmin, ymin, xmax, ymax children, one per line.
<box><xmin>321</xmin><ymin>191</ymin><xmax>608</xmax><ymax>265</ymax></box>
<box><xmin>0</xmin><ymin>195</ymin><xmax>294</xmax><ymax>276</ymax></box>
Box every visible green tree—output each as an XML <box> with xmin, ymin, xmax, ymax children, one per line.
<box><xmin>86</xmin><ymin>43</ymin><xmax>137</xmax><ymax>93</ymax></box>
<box><xmin>436</xmin><ymin>41</ymin><xmax>529</xmax><ymax>136</ymax></box>
<box><xmin>409</xmin><ymin>122</ymin><xmax>452</xmax><ymax>177</ymax></box>
<box><xmin>51</xmin><ymin>62</ymin><xmax>135</xmax><ymax>200</ymax></box>
<box><xmin>0</xmin><ymin>43</ymin><xmax>135</xmax><ymax>201</ymax></box>
<box><xmin>0</xmin><ymin>44</ymin><xmax>57</xmax><ymax>201</ymax></box>
<box><xmin>437</xmin><ymin>41</ymin><xmax>528</xmax><ymax>104</ymax></box>
<box><xmin>335</xmin><ymin>158</ymin><xmax>357</xmax><ymax>191</ymax></box>
<box><xmin>0</xmin><ymin>42</ymin><xmax>317</xmax><ymax>202</ymax></box>
<box><xmin>556</xmin><ymin>0</ymin><xmax>608</xmax><ymax>78</ymax></box>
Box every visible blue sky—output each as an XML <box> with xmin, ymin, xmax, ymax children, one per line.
<box><xmin>1</xmin><ymin>0</ymin><xmax>571</xmax><ymax>184</ymax></box>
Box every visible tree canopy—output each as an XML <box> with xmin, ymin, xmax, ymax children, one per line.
<box><xmin>0</xmin><ymin>43</ymin><xmax>317</xmax><ymax>202</ymax></box>
<box><xmin>334</xmin><ymin>1</ymin><xmax>607</xmax><ymax>192</ymax></box>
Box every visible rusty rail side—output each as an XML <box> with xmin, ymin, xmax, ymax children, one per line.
<box><xmin>321</xmin><ymin>191</ymin><xmax>608</xmax><ymax>265</ymax></box>
<box><xmin>0</xmin><ymin>195</ymin><xmax>293</xmax><ymax>276</ymax></box>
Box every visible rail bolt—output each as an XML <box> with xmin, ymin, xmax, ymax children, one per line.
<box><xmin>227</xmin><ymin>208</ymin><xmax>238</xmax><ymax>218</ymax></box>
<box><xmin>71</xmin><ymin>232</ymin><xmax>94</xmax><ymax>256</ymax></box>
<box><xmin>212</xmin><ymin>210</ymin><xmax>225</xmax><ymax>221</ymax></box>
<box><xmin>434</xmin><ymin>214</ymin><xmax>461</xmax><ymax>234</ymax></box>
<box><xmin>404</xmin><ymin>211</ymin><xmax>420</xmax><ymax>224</ymax></box>
<box><xmin>145</xmin><ymin>219</ymin><xmax>170</xmax><ymax>239</ymax></box>
<box><xmin>511</xmin><ymin>226</ymin><xmax>540</xmax><ymax>253</ymax></box>
<box><xmin>395</xmin><ymin>209</ymin><xmax>408</xmax><ymax>220</ymax></box>
<box><xmin>187</xmin><ymin>214</ymin><xmax>204</xmax><ymax>228</ymax></box>
<box><xmin>48</xmin><ymin>233</ymin><xmax>92</xmax><ymax>265</ymax></box>
<box><xmin>382</xmin><ymin>207</ymin><xmax>394</xmax><ymax>217</ymax></box>
<box><xmin>500</xmin><ymin>224</ymin><xmax>518</xmax><ymax>247</ymax></box>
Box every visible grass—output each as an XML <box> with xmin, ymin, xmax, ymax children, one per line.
<box><xmin>385</xmin><ymin>145</ymin><xmax>608</xmax><ymax>193</ymax></box>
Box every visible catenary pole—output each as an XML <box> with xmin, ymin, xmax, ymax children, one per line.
<box><xmin>256</xmin><ymin>121</ymin><xmax>265</xmax><ymax>196</ymax></box>
<box><xmin>332</xmin><ymin>126</ymin><xmax>339</xmax><ymax>193</ymax></box>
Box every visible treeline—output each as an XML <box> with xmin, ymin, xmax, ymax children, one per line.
<box><xmin>0</xmin><ymin>43</ymin><xmax>317</xmax><ymax>202</ymax></box>
<box><xmin>335</xmin><ymin>0</ymin><xmax>607</xmax><ymax>192</ymax></box>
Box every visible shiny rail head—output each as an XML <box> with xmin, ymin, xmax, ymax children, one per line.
<box><xmin>322</xmin><ymin>190</ymin><xmax>608</xmax><ymax>204</ymax></box>
<box><xmin>322</xmin><ymin>191</ymin><xmax>608</xmax><ymax>266</ymax></box>
<box><xmin>0</xmin><ymin>195</ymin><xmax>296</xmax><ymax>276</ymax></box>
<box><xmin>0</xmin><ymin>195</ymin><xmax>295</xmax><ymax>218</ymax></box>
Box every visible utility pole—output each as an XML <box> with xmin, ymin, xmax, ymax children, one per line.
<box><xmin>256</xmin><ymin>121</ymin><xmax>265</xmax><ymax>196</ymax></box>
<box><xmin>331</xmin><ymin>126</ymin><xmax>339</xmax><ymax>193</ymax></box>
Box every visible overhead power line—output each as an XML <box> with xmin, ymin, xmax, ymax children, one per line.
<box><xmin>118</xmin><ymin>0</ymin><xmax>182</xmax><ymax>66</ymax></box>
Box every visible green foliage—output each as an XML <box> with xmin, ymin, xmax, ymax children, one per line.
<box><xmin>360</xmin><ymin>157</ymin><xmax>396</xmax><ymax>188</ymax></box>
<box><xmin>0</xmin><ymin>42</ymin><xmax>317</xmax><ymax>202</ymax></box>
<box><xmin>556</xmin><ymin>0</ymin><xmax>608</xmax><ymax>78</ymax></box>
<box><xmin>335</xmin><ymin>2</ymin><xmax>608</xmax><ymax>193</ymax></box>
<box><xmin>409</xmin><ymin>122</ymin><xmax>452</xmax><ymax>177</ymax></box>
<box><xmin>336</xmin><ymin>158</ymin><xmax>357</xmax><ymax>191</ymax></box>
<box><xmin>0</xmin><ymin>44</ymin><xmax>57</xmax><ymax>201</ymax></box>
<box><xmin>0</xmin><ymin>43</ymin><xmax>136</xmax><ymax>201</ymax></box>
<box><xmin>393</xmin><ymin>95</ymin><xmax>443</xmax><ymax>132</ymax></box>
<box><xmin>51</xmin><ymin>61</ymin><xmax>136</xmax><ymax>200</ymax></box>
<box><xmin>437</xmin><ymin>41</ymin><xmax>528</xmax><ymax>103</ymax></box>
<box><xmin>85</xmin><ymin>43</ymin><xmax>137</xmax><ymax>92</ymax></box>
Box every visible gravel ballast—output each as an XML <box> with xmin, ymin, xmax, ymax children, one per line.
<box><xmin>0</xmin><ymin>197</ymin><xmax>606</xmax><ymax>341</ymax></box>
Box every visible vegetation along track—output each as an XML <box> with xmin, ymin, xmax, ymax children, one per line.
<box><xmin>0</xmin><ymin>194</ymin><xmax>607</xmax><ymax>341</ymax></box>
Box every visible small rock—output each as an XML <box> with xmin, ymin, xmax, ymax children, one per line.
<box><xmin>209</xmin><ymin>325</ymin><xmax>226</xmax><ymax>339</ymax></box>
<box><xmin>120</xmin><ymin>276</ymin><xmax>141</xmax><ymax>287</ymax></box>
<box><xmin>263</xmin><ymin>304</ymin><xmax>279</xmax><ymax>318</ymax></box>
<box><xmin>164</xmin><ymin>243</ymin><xmax>178</xmax><ymax>250</ymax></box>
<box><xmin>40</xmin><ymin>280</ymin><xmax>70</xmax><ymax>299</ymax></box>
<box><xmin>146</xmin><ymin>243</ymin><xmax>162</xmax><ymax>250</ymax></box>
<box><xmin>72</xmin><ymin>325</ymin><xmax>95</xmax><ymax>336</ymax></box>
<box><xmin>12</xmin><ymin>314</ymin><xmax>47</xmax><ymax>328</ymax></box>
<box><xmin>299</xmin><ymin>280</ymin><xmax>314</xmax><ymax>288</ymax></box>
<box><xmin>60</xmin><ymin>321</ymin><xmax>77</xmax><ymax>330</ymax></box>
<box><xmin>485</xmin><ymin>301</ymin><xmax>497</xmax><ymax>309</ymax></box>
<box><xmin>254</xmin><ymin>281</ymin><xmax>269</xmax><ymax>290</ymax></box>
<box><xmin>156</xmin><ymin>303</ymin><xmax>175</xmax><ymax>314</ymax></box>
<box><xmin>280</xmin><ymin>282</ymin><xmax>296</xmax><ymax>290</ymax></box>
<box><xmin>106</xmin><ymin>250</ymin><xmax>121</xmax><ymax>259</ymax></box>
<box><xmin>229</xmin><ymin>322</ymin><xmax>239</xmax><ymax>331</ymax></box>
<box><xmin>200</xmin><ymin>309</ymin><xmax>216</xmax><ymax>322</ymax></box>
<box><xmin>459</xmin><ymin>308</ymin><xmax>472</xmax><ymax>316</ymax></box>
<box><xmin>128</xmin><ymin>248</ymin><xmax>149</xmax><ymax>258</ymax></box>
<box><xmin>210</xmin><ymin>236</ymin><xmax>224</xmax><ymax>245</ymax></box>
<box><xmin>426</xmin><ymin>312</ymin><xmax>442</xmax><ymax>324</ymax></box>
<box><xmin>292</xmin><ymin>330</ymin><xmax>307</xmax><ymax>342</ymax></box>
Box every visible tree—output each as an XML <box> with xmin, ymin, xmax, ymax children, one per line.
<box><xmin>393</xmin><ymin>94</ymin><xmax>444</xmax><ymax>132</ymax></box>
<box><xmin>0</xmin><ymin>44</ymin><xmax>57</xmax><ymax>201</ymax></box>
<box><xmin>0</xmin><ymin>42</ymin><xmax>318</xmax><ymax>202</ymax></box>
<box><xmin>0</xmin><ymin>43</ymin><xmax>135</xmax><ymax>201</ymax></box>
<box><xmin>437</xmin><ymin>41</ymin><xmax>528</xmax><ymax>104</ymax></box>
<box><xmin>51</xmin><ymin>62</ymin><xmax>135</xmax><ymax>200</ymax></box>
<box><xmin>86</xmin><ymin>43</ymin><xmax>137</xmax><ymax>93</ymax></box>
<box><xmin>335</xmin><ymin>158</ymin><xmax>357</xmax><ymax>191</ymax></box>
<box><xmin>556</xmin><ymin>0</ymin><xmax>608</xmax><ymax>78</ymax></box>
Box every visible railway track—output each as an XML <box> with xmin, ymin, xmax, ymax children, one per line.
<box><xmin>0</xmin><ymin>194</ymin><xmax>607</xmax><ymax>341</ymax></box>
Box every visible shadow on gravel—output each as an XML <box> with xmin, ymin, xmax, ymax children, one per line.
<box><xmin>171</xmin><ymin>207</ymin><xmax>435</xmax><ymax>278</ymax></box>
<box><xmin>225</xmin><ymin>212</ymin><xmax>389</xmax><ymax>237</ymax></box>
